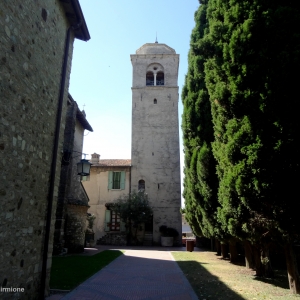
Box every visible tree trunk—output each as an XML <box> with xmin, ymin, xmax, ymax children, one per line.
<box><xmin>127</xmin><ymin>219</ymin><xmax>132</xmax><ymax>245</ymax></box>
<box><xmin>215</xmin><ymin>239</ymin><xmax>221</xmax><ymax>256</ymax></box>
<box><xmin>253</xmin><ymin>245</ymin><xmax>263</xmax><ymax>277</ymax></box>
<box><xmin>244</xmin><ymin>240</ymin><xmax>255</xmax><ymax>269</ymax></box>
<box><xmin>253</xmin><ymin>244</ymin><xmax>274</xmax><ymax>278</ymax></box>
<box><xmin>229</xmin><ymin>240</ymin><xmax>238</xmax><ymax>263</ymax></box>
<box><xmin>261</xmin><ymin>244</ymin><xmax>274</xmax><ymax>278</ymax></box>
<box><xmin>284</xmin><ymin>242</ymin><xmax>300</xmax><ymax>294</ymax></box>
<box><xmin>211</xmin><ymin>238</ymin><xmax>215</xmax><ymax>251</ymax></box>
<box><xmin>221</xmin><ymin>243</ymin><xmax>229</xmax><ymax>259</ymax></box>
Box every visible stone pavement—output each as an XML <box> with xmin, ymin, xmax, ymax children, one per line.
<box><xmin>47</xmin><ymin>246</ymin><xmax>199</xmax><ymax>300</ymax></box>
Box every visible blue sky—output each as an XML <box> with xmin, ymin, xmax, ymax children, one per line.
<box><xmin>69</xmin><ymin>1</ymin><xmax>200</xmax><ymax>204</ymax></box>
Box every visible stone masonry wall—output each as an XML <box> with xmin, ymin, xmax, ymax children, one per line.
<box><xmin>54</xmin><ymin>99</ymin><xmax>90</xmax><ymax>254</ymax></box>
<box><xmin>54</xmin><ymin>98</ymin><xmax>78</xmax><ymax>255</ymax></box>
<box><xmin>64</xmin><ymin>204</ymin><xmax>88</xmax><ymax>253</ymax></box>
<box><xmin>70</xmin><ymin>119</ymin><xmax>85</xmax><ymax>198</ymax></box>
<box><xmin>0</xmin><ymin>1</ymin><xmax>74</xmax><ymax>299</ymax></box>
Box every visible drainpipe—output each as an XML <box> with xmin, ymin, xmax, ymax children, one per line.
<box><xmin>129</xmin><ymin>165</ymin><xmax>131</xmax><ymax>195</ymax></box>
<box><xmin>40</xmin><ymin>20</ymin><xmax>82</xmax><ymax>300</ymax></box>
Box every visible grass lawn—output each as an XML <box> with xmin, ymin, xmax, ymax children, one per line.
<box><xmin>173</xmin><ymin>251</ymin><xmax>300</xmax><ymax>300</ymax></box>
<box><xmin>50</xmin><ymin>250</ymin><xmax>123</xmax><ymax>290</ymax></box>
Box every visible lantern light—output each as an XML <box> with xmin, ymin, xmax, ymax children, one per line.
<box><xmin>77</xmin><ymin>158</ymin><xmax>92</xmax><ymax>176</ymax></box>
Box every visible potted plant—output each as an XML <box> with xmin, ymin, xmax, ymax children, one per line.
<box><xmin>159</xmin><ymin>225</ymin><xmax>179</xmax><ymax>247</ymax></box>
<box><xmin>85</xmin><ymin>214</ymin><xmax>96</xmax><ymax>246</ymax></box>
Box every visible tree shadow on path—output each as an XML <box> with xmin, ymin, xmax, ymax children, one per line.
<box><xmin>176</xmin><ymin>259</ymin><xmax>246</xmax><ymax>300</ymax></box>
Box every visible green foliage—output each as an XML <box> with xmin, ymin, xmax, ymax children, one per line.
<box><xmin>204</xmin><ymin>0</ymin><xmax>300</xmax><ymax>243</ymax></box>
<box><xmin>182</xmin><ymin>1</ymin><xmax>223</xmax><ymax>240</ymax></box>
<box><xmin>114</xmin><ymin>191</ymin><xmax>153</xmax><ymax>228</ymax></box>
<box><xmin>183</xmin><ymin>0</ymin><xmax>300</xmax><ymax>290</ymax></box>
<box><xmin>184</xmin><ymin>0</ymin><xmax>300</xmax><ymax>241</ymax></box>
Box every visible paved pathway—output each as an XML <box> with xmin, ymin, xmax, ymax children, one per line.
<box><xmin>48</xmin><ymin>248</ymin><xmax>198</xmax><ymax>300</ymax></box>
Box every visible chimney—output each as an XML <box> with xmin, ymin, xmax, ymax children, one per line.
<box><xmin>91</xmin><ymin>152</ymin><xmax>100</xmax><ymax>164</ymax></box>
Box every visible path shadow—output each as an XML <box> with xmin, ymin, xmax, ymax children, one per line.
<box><xmin>252</xmin><ymin>269</ymin><xmax>290</xmax><ymax>290</ymax></box>
<box><xmin>212</xmin><ymin>249</ymin><xmax>291</xmax><ymax>291</ymax></box>
<box><xmin>176</xmin><ymin>259</ymin><xmax>246</xmax><ymax>300</ymax></box>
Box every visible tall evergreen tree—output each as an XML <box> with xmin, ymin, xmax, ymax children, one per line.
<box><xmin>182</xmin><ymin>0</ymin><xmax>222</xmax><ymax>240</ymax></box>
<box><xmin>205</xmin><ymin>0</ymin><xmax>300</xmax><ymax>292</ymax></box>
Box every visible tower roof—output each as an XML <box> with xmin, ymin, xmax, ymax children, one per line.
<box><xmin>136</xmin><ymin>43</ymin><xmax>176</xmax><ymax>55</ymax></box>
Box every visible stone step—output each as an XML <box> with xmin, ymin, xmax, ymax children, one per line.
<box><xmin>143</xmin><ymin>234</ymin><xmax>153</xmax><ymax>246</ymax></box>
<box><xmin>143</xmin><ymin>241</ymin><xmax>153</xmax><ymax>246</ymax></box>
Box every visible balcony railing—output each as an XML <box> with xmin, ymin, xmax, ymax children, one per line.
<box><xmin>146</xmin><ymin>80</ymin><xmax>154</xmax><ymax>86</ymax></box>
<box><xmin>146</xmin><ymin>80</ymin><xmax>164</xmax><ymax>86</ymax></box>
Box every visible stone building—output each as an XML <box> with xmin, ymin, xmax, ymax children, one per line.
<box><xmin>54</xmin><ymin>94</ymin><xmax>93</xmax><ymax>254</ymax></box>
<box><xmin>130</xmin><ymin>42</ymin><xmax>182</xmax><ymax>244</ymax></box>
<box><xmin>0</xmin><ymin>1</ymin><xmax>89</xmax><ymax>299</ymax></box>
<box><xmin>83</xmin><ymin>42</ymin><xmax>181</xmax><ymax>246</ymax></box>
<box><xmin>82</xmin><ymin>154</ymin><xmax>131</xmax><ymax>244</ymax></box>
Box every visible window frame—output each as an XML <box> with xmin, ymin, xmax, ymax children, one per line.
<box><xmin>108</xmin><ymin>171</ymin><xmax>126</xmax><ymax>190</ymax></box>
<box><xmin>112</xmin><ymin>171</ymin><xmax>121</xmax><ymax>189</ymax></box>
<box><xmin>146</xmin><ymin>71</ymin><xmax>154</xmax><ymax>86</ymax></box>
<box><xmin>156</xmin><ymin>71</ymin><xmax>164</xmax><ymax>86</ymax></box>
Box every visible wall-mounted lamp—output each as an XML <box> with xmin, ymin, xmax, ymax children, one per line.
<box><xmin>62</xmin><ymin>151</ymin><xmax>92</xmax><ymax>176</ymax></box>
<box><xmin>77</xmin><ymin>158</ymin><xmax>92</xmax><ymax>176</ymax></box>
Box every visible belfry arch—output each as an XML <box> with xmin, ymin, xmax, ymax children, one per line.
<box><xmin>146</xmin><ymin>63</ymin><xmax>164</xmax><ymax>86</ymax></box>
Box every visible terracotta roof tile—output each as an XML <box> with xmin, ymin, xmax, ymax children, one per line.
<box><xmin>91</xmin><ymin>159</ymin><xmax>131</xmax><ymax>167</ymax></box>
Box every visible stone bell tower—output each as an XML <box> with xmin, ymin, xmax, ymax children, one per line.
<box><xmin>130</xmin><ymin>42</ymin><xmax>181</xmax><ymax>244</ymax></box>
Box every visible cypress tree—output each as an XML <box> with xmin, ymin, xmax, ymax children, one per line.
<box><xmin>182</xmin><ymin>0</ymin><xmax>222</xmax><ymax>241</ymax></box>
<box><xmin>205</xmin><ymin>0</ymin><xmax>300</xmax><ymax>292</ymax></box>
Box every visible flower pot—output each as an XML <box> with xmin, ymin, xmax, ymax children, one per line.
<box><xmin>161</xmin><ymin>236</ymin><xmax>173</xmax><ymax>247</ymax></box>
<box><xmin>186</xmin><ymin>240</ymin><xmax>194</xmax><ymax>252</ymax></box>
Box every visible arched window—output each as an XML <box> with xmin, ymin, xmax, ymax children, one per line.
<box><xmin>154</xmin><ymin>99</ymin><xmax>157</xmax><ymax>104</ymax></box>
<box><xmin>138</xmin><ymin>179</ymin><xmax>145</xmax><ymax>192</ymax></box>
<box><xmin>146</xmin><ymin>64</ymin><xmax>164</xmax><ymax>87</ymax></box>
<box><xmin>146</xmin><ymin>72</ymin><xmax>154</xmax><ymax>86</ymax></box>
<box><xmin>156</xmin><ymin>71</ymin><xmax>164</xmax><ymax>86</ymax></box>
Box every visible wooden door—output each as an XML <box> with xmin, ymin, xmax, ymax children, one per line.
<box><xmin>111</xmin><ymin>210</ymin><xmax>120</xmax><ymax>231</ymax></box>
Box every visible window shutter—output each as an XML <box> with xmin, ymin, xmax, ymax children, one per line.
<box><xmin>108</xmin><ymin>171</ymin><xmax>113</xmax><ymax>189</ymax></box>
<box><xmin>120</xmin><ymin>171</ymin><xmax>125</xmax><ymax>190</ymax></box>
<box><xmin>104</xmin><ymin>210</ymin><xmax>111</xmax><ymax>232</ymax></box>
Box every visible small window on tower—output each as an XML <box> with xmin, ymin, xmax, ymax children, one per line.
<box><xmin>138</xmin><ymin>179</ymin><xmax>145</xmax><ymax>192</ymax></box>
<box><xmin>154</xmin><ymin>99</ymin><xmax>157</xmax><ymax>104</ymax></box>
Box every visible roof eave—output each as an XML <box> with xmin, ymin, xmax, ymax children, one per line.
<box><xmin>68</xmin><ymin>93</ymin><xmax>93</xmax><ymax>131</ymax></box>
<box><xmin>76</xmin><ymin>109</ymin><xmax>93</xmax><ymax>132</ymax></box>
<box><xmin>60</xmin><ymin>0</ymin><xmax>90</xmax><ymax>41</ymax></box>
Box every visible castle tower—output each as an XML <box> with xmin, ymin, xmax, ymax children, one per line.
<box><xmin>130</xmin><ymin>43</ymin><xmax>181</xmax><ymax>244</ymax></box>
